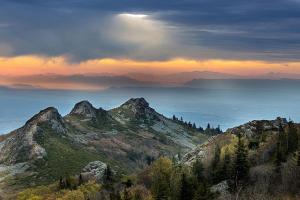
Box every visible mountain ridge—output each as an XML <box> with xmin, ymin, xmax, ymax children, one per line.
<box><xmin>0</xmin><ymin>98</ymin><xmax>208</xmax><ymax>193</ymax></box>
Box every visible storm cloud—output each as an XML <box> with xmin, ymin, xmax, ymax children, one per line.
<box><xmin>1</xmin><ymin>0</ymin><xmax>300</xmax><ymax>61</ymax></box>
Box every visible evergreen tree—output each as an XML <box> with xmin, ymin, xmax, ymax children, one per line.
<box><xmin>287</xmin><ymin>121</ymin><xmax>298</xmax><ymax>154</ymax></box>
<box><xmin>278</xmin><ymin>123</ymin><xmax>288</xmax><ymax>162</ymax></box>
<box><xmin>104</xmin><ymin>165</ymin><xmax>113</xmax><ymax>184</ymax></box>
<box><xmin>211</xmin><ymin>145</ymin><xmax>221</xmax><ymax>183</ymax></box>
<box><xmin>275</xmin><ymin>141</ymin><xmax>283</xmax><ymax>173</ymax></box>
<box><xmin>206</xmin><ymin>123</ymin><xmax>211</xmax><ymax>130</ymax></box>
<box><xmin>232</xmin><ymin>134</ymin><xmax>249</xmax><ymax>189</ymax></box>
<box><xmin>192</xmin><ymin>182</ymin><xmax>214</xmax><ymax>200</ymax></box>
<box><xmin>192</xmin><ymin>123</ymin><xmax>197</xmax><ymax>129</ymax></box>
<box><xmin>78</xmin><ymin>173</ymin><xmax>84</xmax><ymax>186</ymax></box>
<box><xmin>103</xmin><ymin>165</ymin><xmax>114</xmax><ymax>192</ymax></box>
<box><xmin>180</xmin><ymin>173</ymin><xmax>193</xmax><ymax>200</ymax></box>
<box><xmin>192</xmin><ymin>158</ymin><xmax>204</xmax><ymax>183</ymax></box>
<box><xmin>221</xmin><ymin>148</ymin><xmax>231</xmax><ymax>180</ymax></box>
<box><xmin>216</xmin><ymin>125</ymin><xmax>222</xmax><ymax>134</ymax></box>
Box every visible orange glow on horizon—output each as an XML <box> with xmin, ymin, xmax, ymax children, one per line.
<box><xmin>1</xmin><ymin>55</ymin><xmax>300</xmax><ymax>89</ymax></box>
<box><xmin>1</xmin><ymin>55</ymin><xmax>300</xmax><ymax>76</ymax></box>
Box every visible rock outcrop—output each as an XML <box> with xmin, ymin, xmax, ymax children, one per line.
<box><xmin>70</xmin><ymin>101</ymin><xmax>98</xmax><ymax>119</ymax></box>
<box><xmin>81</xmin><ymin>161</ymin><xmax>108</xmax><ymax>182</ymax></box>
<box><xmin>110</xmin><ymin>98</ymin><xmax>159</xmax><ymax>124</ymax></box>
<box><xmin>227</xmin><ymin>117</ymin><xmax>287</xmax><ymax>137</ymax></box>
<box><xmin>0</xmin><ymin>107</ymin><xmax>65</xmax><ymax>165</ymax></box>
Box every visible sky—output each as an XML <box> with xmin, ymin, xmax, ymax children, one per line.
<box><xmin>1</xmin><ymin>0</ymin><xmax>300</xmax><ymax>89</ymax></box>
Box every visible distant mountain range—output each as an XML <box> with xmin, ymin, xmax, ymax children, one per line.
<box><xmin>2</xmin><ymin>71</ymin><xmax>300</xmax><ymax>90</ymax></box>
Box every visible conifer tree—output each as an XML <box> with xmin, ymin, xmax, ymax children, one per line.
<box><xmin>180</xmin><ymin>173</ymin><xmax>193</xmax><ymax>200</ymax></box>
<box><xmin>192</xmin><ymin>182</ymin><xmax>214</xmax><ymax>200</ymax></box>
<box><xmin>221</xmin><ymin>148</ymin><xmax>231</xmax><ymax>180</ymax></box>
<box><xmin>78</xmin><ymin>173</ymin><xmax>84</xmax><ymax>186</ymax></box>
<box><xmin>232</xmin><ymin>134</ymin><xmax>249</xmax><ymax>189</ymax></box>
<box><xmin>192</xmin><ymin>158</ymin><xmax>204</xmax><ymax>183</ymax></box>
<box><xmin>211</xmin><ymin>145</ymin><xmax>221</xmax><ymax>183</ymax></box>
<box><xmin>287</xmin><ymin>121</ymin><xmax>298</xmax><ymax>154</ymax></box>
<box><xmin>207</xmin><ymin>123</ymin><xmax>211</xmax><ymax>130</ymax></box>
<box><xmin>277</xmin><ymin>123</ymin><xmax>288</xmax><ymax>162</ymax></box>
<box><xmin>193</xmin><ymin>123</ymin><xmax>196</xmax><ymax>129</ymax></box>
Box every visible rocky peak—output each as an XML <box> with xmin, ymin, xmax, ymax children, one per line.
<box><xmin>0</xmin><ymin>107</ymin><xmax>65</xmax><ymax>165</ymax></box>
<box><xmin>110</xmin><ymin>97</ymin><xmax>158</xmax><ymax>124</ymax></box>
<box><xmin>70</xmin><ymin>100</ymin><xmax>97</xmax><ymax>118</ymax></box>
<box><xmin>26</xmin><ymin>107</ymin><xmax>62</xmax><ymax>126</ymax></box>
<box><xmin>120</xmin><ymin>98</ymin><xmax>153</xmax><ymax>114</ymax></box>
<box><xmin>122</xmin><ymin>98</ymin><xmax>149</xmax><ymax>109</ymax></box>
<box><xmin>24</xmin><ymin>107</ymin><xmax>65</xmax><ymax>134</ymax></box>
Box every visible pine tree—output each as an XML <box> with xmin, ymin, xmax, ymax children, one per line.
<box><xmin>211</xmin><ymin>145</ymin><xmax>221</xmax><ymax>183</ymax></box>
<box><xmin>232</xmin><ymin>134</ymin><xmax>249</xmax><ymax>189</ymax></box>
<box><xmin>275</xmin><ymin>141</ymin><xmax>283</xmax><ymax>173</ymax></box>
<box><xmin>221</xmin><ymin>148</ymin><xmax>231</xmax><ymax>180</ymax></box>
<box><xmin>192</xmin><ymin>182</ymin><xmax>214</xmax><ymax>200</ymax></box>
<box><xmin>104</xmin><ymin>165</ymin><xmax>113</xmax><ymax>184</ymax></box>
<box><xmin>192</xmin><ymin>123</ymin><xmax>197</xmax><ymax>129</ymax></box>
<box><xmin>207</xmin><ymin>123</ymin><xmax>211</xmax><ymax>130</ymax></box>
<box><xmin>78</xmin><ymin>173</ymin><xmax>84</xmax><ymax>186</ymax></box>
<box><xmin>180</xmin><ymin>173</ymin><xmax>193</xmax><ymax>200</ymax></box>
<box><xmin>192</xmin><ymin>158</ymin><xmax>204</xmax><ymax>183</ymax></box>
<box><xmin>287</xmin><ymin>121</ymin><xmax>298</xmax><ymax>154</ymax></box>
<box><xmin>103</xmin><ymin>165</ymin><xmax>114</xmax><ymax>191</ymax></box>
<box><xmin>278</xmin><ymin>123</ymin><xmax>288</xmax><ymax>162</ymax></box>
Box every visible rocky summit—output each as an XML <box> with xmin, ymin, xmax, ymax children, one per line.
<box><xmin>0</xmin><ymin>98</ymin><xmax>207</xmax><ymax>194</ymax></box>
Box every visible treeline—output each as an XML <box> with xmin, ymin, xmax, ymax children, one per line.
<box><xmin>172</xmin><ymin>115</ymin><xmax>222</xmax><ymax>135</ymax></box>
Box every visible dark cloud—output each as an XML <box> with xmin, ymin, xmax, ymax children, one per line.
<box><xmin>0</xmin><ymin>0</ymin><xmax>300</xmax><ymax>61</ymax></box>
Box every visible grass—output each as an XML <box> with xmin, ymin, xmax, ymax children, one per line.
<box><xmin>24</xmin><ymin>123</ymin><xmax>105</xmax><ymax>185</ymax></box>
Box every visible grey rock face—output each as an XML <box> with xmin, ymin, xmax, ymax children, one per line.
<box><xmin>0</xmin><ymin>107</ymin><xmax>65</xmax><ymax>165</ymax></box>
<box><xmin>227</xmin><ymin>117</ymin><xmax>288</xmax><ymax>137</ymax></box>
<box><xmin>70</xmin><ymin>100</ymin><xmax>97</xmax><ymax>119</ymax></box>
<box><xmin>81</xmin><ymin>161</ymin><xmax>108</xmax><ymax>182</ymax></box>
<box><xmin>26</xmin><ymin>107</ymin><xmax>65</xmax><ymax>134</ymax></box>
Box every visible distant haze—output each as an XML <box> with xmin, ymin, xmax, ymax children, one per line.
<box><xmin>1</xmin><ymin>80</ymin><xmax>300</xmax><ymax>134</ymax></box>
<box><xmin>2</xmin><ymin>71</ymin><xmax>300</xmax><ymax>90</ymax></box>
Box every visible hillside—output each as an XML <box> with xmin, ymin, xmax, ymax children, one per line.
<box><xmin>0</xmin><ymin>98</ymin><xmax>207</xmax><ymax>196</ymax></box>
<box><xmin>182</xmin><ymin>117</ymin><xmax>300</xmax><ymax>199</ymax></box>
